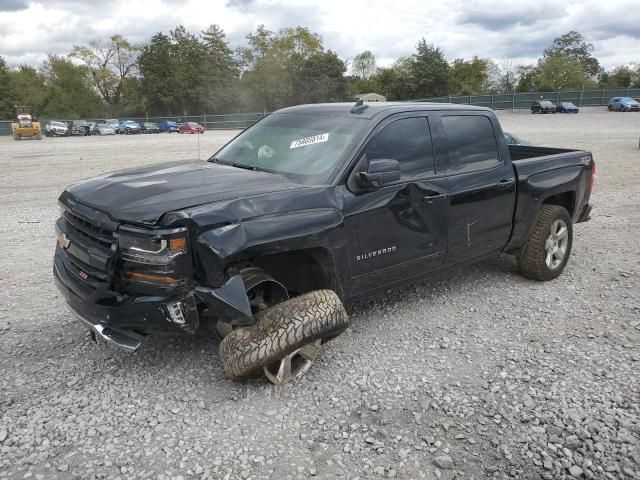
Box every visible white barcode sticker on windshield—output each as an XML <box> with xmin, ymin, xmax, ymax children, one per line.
<box><xmin>290</xmin><ymin>133</ymin><xmax>329</xmax><ymax>149</ymax></box>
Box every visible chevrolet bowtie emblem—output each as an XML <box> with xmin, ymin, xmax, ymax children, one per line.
<box><xmin>57</xmin><ymin>232</ymin><xmax>71</xmax><ymax>249</ymax></box>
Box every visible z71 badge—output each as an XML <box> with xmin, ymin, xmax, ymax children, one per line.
<box><xmin>355</xmin><ymin>246</ymin><xmax>397</xmax><ymax>262</ymax></box>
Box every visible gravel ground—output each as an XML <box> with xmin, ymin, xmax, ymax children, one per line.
<box><xmin>0</xmin><ymin>108</ymin><xmax>639</xmax><ymax>480</ymax></box>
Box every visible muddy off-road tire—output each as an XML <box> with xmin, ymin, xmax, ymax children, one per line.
<box><xmin>219</xmin><ymin>290</ymin><xmax>349</xmax><ymax>381</ymax></box>
<box><xmin>517</xmin><ymin>204</ymin><xmax>573</xmax><ymax>281</ymax></box>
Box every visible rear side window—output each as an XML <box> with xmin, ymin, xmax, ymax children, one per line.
<box><xmin>365</xmin><ymin>117</ymin><xmax>435</xmax><ymax>180</ymax></box>
<box><xmin>441</xmin><ymin>115</ymin><xmax>500</xmax><ymax>173</ymax></box>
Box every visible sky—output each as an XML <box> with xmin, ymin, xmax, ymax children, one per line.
<box><xmin>0</xmin><ymin>0</ymin><xmax>638</xmax><ymax>71</ymax></box>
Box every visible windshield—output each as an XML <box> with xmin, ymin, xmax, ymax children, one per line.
<box><xmin>539</xmin><ymin>101</ymin><xmax>553</xmax><ymax>107</ymax></box>
<box><xmin>212</xmin><ymin>113</ymin><xmax>366</xmax><ymax>185</ymax></box>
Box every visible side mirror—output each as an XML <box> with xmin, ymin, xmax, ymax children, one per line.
<box><xmin>357</xmin><ymin>158</ymin><xmax>401</xmax><ymax>189</ymax></box>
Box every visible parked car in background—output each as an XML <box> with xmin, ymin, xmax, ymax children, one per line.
<box><xmin>179</xmin><ymin>121</ymin><xmax>205</xmax><ymax>134</ymax></box>
<box><xmin>118</xmin><ymin>120</ymin><xmax>141</xmax><ymax>134</ymax></box>
<box><xmin>45</xmin><ymin>121</ymin><xmax>69</xmax><ymax>137</ymax></box>
<box><xmin>158</xmin><ymin>120</ymin><xmax>180</xmax><ymax>133</ymax></box>
<box><xmin>556</xmin><ymin>102</ymin><xmax>579</xmax><ymax>113</ymax></box>
<box><xmin>94</xmin><ymin>124</ymin><xmax>116</xmax><ymax>135</ymax></box>
<box><xmin>105</xmin><ymin>119</ymin><xmax>119</xmax><ymax>131</ymax></box>
<box><xmin>531</xmin><ymin>101</ymin><xmax>557</xmax><ymax>114</ymax></box>
<box><xmin>608</xmin><ymin>97</ymin><xmax>640</xmax><ymax>112</ymax></box>
<box><xmin>141</xmin><ymin>122</ymin><xmax>160</xmax><ymax>134</ymax></box>
<box><xmin>68</xmin><ymin>121</ymin><xmax>90</xmax><ymax>136</ymax></box>
<box><xmin>72</xmin><ymin>120</ymin><xmax>92</xmax><ymax>136</ymax></box>
<box><xmin>504</xmin><ymin>132</ymin><xmax>529</xmax><ymax>145</ymax></box>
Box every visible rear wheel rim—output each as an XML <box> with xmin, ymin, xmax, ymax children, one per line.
<box><xmin>544</xmin><ymin>219</ymin><xmax>569</xmax><ymax>269</ymax></box>
<box><xmin>263</xmin><ymin>339</ymin><xmax>322</xmax><ymax>385</ymax></box>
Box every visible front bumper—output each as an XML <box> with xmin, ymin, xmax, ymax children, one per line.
<box><xmin>54</xmin><ymin>248</ymin><xmax>252</xmax><ymax>352</ymax></box>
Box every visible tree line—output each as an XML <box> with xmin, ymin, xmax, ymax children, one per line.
<box><xmin>1</xmin><ymin>27</ymin><xmax>639</xmax><ymax>120</ymax></box>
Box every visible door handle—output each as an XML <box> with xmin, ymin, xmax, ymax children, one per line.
<box><xmin>497</xmin><ymin>179</ymin><xmax>515</xmax><ymax>189</ymax></box>
<box><xmin>423</xmin><ymin>192</ymin><xmax>447</xmax><ymax>204</ymax></box>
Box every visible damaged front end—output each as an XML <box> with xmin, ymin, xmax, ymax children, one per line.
<box><xmin>53</xmin><ymin>197</ymin><xmax>256</xmax><ymax>352</ymax></box>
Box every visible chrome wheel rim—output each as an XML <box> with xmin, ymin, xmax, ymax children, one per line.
<box><xmin>263</xmin><ymin>339</ymin><xmax>322</xmax><ymax>385</ymax></box>
<box><xmin>545</xmin><ymin>219</ymin><xmax>569</xmax><ymax>269</ymax></box>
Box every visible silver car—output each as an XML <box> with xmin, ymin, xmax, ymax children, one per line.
<box><xmin>95</xmin><ymin>124</ymin><xmax>116</xmax><ymax>135</ymax></box>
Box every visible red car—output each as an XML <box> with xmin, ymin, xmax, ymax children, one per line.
<box><xmin>179</xmin><ymin>122</ymin><xmax>205</xmax><ymax>134</ymax></box>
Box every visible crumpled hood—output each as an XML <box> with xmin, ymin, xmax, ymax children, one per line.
<box><xmin>62</xmin><ymin>160</ymin><xmax>303</xmax><ymax>225</ymax></box>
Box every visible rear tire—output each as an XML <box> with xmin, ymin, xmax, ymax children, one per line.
<box><xmin>219</xmin><ymin>290</ymin><xmax>349</xmax><ymax>381</ymax></box>
<box><xmin>517</xmin><ymin>205</ymin><xmax>573</xmax><ymax>281</ymax></box>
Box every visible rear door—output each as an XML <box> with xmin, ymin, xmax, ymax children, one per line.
<box><xmin>435</xmin><ymin>113</ymin><xmax>516</xmax><ymax>266</ymax></box>
<box><xmin>342</xmin><ymin>113</ymin><xmax>449</xmax><ymax>296</ymax></box>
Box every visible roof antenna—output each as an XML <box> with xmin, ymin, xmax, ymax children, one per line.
<box><xmin>351</xmin><ymin>98</ymin><xmax>369</xmax><ymax>114</ymax></box>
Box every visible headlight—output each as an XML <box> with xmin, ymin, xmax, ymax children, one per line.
<box><xmin>117</xmin><ymin>226</ymin><xmax>191</xmax><ymax>290</ymax></box>
<box><xmin>118</xmin><ymin>228</ymin><xmax>187</xmax><ymax>265</ymax></box>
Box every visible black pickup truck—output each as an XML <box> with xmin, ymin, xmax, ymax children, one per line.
<box><xmin>53</xmin><ymin>102</ymin><xmax>595</xmax><ymax>384</ymax></box>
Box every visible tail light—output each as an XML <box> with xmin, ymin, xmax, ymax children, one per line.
<box><xmin>588</xmin><ymin>160</ymin><xmax>596</xmax><ymax>192</ymax></box>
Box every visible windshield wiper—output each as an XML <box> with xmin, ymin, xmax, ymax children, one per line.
<box><xmin>211</xmin><ymin>157</ymin><xmax>276</xmax><ymax>174</ymax></box>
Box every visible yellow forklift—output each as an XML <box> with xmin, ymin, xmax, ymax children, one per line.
<box><xmin>10</xmin><ymin>106</ymin><xmax>42</xmax><ymax>140</ymax></box>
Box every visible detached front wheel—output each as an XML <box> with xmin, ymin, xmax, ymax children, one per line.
<box><xmin>219</xmin><ymin>290</ymin><xmax>349</xmax><ymax>384</ymax></box>
<box><xmin>517</xmin><ymin>205</ymin><xmax>573</xmax><ymax>281</ymax></box>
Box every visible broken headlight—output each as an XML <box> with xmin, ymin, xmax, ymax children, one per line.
<box><xmin>118</xmin><ymin>228</ymin><xmax>187</xmax><ymax>265</ymax></box>
<box><xmin>118</xmin><ymin>226</ymin><xmax>190</xmax><ymax>288</ymax></box>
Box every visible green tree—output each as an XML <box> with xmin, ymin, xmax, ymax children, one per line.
<box><xmin>139</xmin><ymin>32</ymin><xmax>180</xmax><ymax>115</ymax></box>
<box><xmin>9</xmin><ymin>65</ymin><xmax>47</xmax><ymax>108</ymax></box>
<box><xmin>199</xmin><ymin>24</ymin><xmax>239</xmax><ymax>112</ymax></box>
<box><xmin>450</xmin><ymin>56</ymin><xmax>490</xmax><ymax>94</ymax></box>
<box><xmin>296</xmin><ymin>50</ymin><xmax>349</xmax><ymax>103</ymax></box>
<box><xmin>516</xmin><ymin>65</ymin><xmax>536</xmax><ymax>92</ymax></box>
<box><xmin>0</xmin><ymin>57</ymin><xmax>16</xmax><ymax>119</ymax></box>
<box><xmin>39</xmin><ymin>55</ymin><xmax>103</xmax><ymax>118</ymax></box>
<box><xmin>352</xmin><ymin>50</ymin><xmax>376</xmax><ymax>79</ymax></box>
<box><xmin>372</xmin><ymin>56</ymin><xmax>415</xmax><ymax>100</ymax></box>
<box><xmin>170</xmin><ymin>25</ymin><xmax>208</xmax><ymax>115</ymax></box>
<box><xmin>543</xmin><ymin>31</ymin><xmax>601</xmax><ymax>77</ymax></box>
<box><xmin>601</xmin><ymin>65</ymin><xmax>637</xmax><ymax>88</ymax></box>
<box><xmin>238</xmin><ymin>25</ymin><xmax>324</xmax><ymax>110</ymax></box>
<box><xmin>533</xmin><ymin>54</ymin><xmax>592</xmax><ymax>91</ymax></box>
<box><xmin>411</xmin><ymin>39</ymin><xmax>450</xmax><ymax>98</ymax></box>
<box><xmin>71</xmin><ymin>34</ymin><xmax>140</xmax><ymax>111</ymax></box>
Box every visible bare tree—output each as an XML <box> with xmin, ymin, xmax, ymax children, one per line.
<box><xmin>71</xmin><ymin>34</ymin><xmax>140</xmax><ymax>108</ymax></box>
<box><xmin>352</xmin><ymin>50</ymin><xmax>376</xmax><ymax>79</ymax></box>
<box><xmin>497</xmin><ymin>57</ymin><xmax>521</xmax><ymax>92</ymax></box>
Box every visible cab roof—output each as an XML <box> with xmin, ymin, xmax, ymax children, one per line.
<box><xmin>275</xmin><ymin>101</ymin><xmax>492</xmax><ymax>119</ymax></box>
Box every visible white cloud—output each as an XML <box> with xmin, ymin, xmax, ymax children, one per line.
<box><xmin>0</xmin><ymin>0</ymin><xmax>638</xmax><ymax>69</ymax></box>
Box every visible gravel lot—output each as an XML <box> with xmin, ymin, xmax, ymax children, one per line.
<box><xmin>0</xmin><ymin>108</ymin><xmax>639</xmax><ymax>480</ymax></box>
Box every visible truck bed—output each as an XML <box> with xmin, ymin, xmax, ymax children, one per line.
<box><xmin>506</xmin><ymin>144</ymin><xmax>593</xmax><ymax>254</ymax></box>
<box><xmin>509</xmin><ymin>144</ymin><xmax>585</xmax><ymax>162</ymax></box>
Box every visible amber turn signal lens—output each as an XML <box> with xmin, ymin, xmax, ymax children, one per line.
<box><xmin>169</xmin><ymin>237</ymin><xmax>187</xmax><ymax>251</ymax></box>
<box><xmin>126</xmin><ymin>271</ymin><xmax>181</xmax><ymax>285</ymax></box>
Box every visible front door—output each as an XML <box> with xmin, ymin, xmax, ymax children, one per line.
<box><xmin>342</xmin><ymin>114</ymin><xmax>449</xmax><ymax>297</ymax></box>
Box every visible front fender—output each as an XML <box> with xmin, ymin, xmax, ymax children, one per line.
<box><xmin>196</xmin><ymin>208</ymin><xmax>344</xmax><ymax>286</ymax></box>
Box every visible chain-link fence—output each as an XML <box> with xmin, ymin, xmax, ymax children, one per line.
<box><xmin>422</xmin><ymin>88</ymin><xmax>640</xmax><ymax>110</ymax></box>
<box><xmin>3</xmin><ymin>89</ymin><xmax>640</xmax><ymax>136</ymax></box>
<box><xmin>0</xmin><ymin>112</ymin><xmax>268</xmax><ymax>137</ymax></box>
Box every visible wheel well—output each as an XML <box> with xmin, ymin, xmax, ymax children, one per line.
<box><xmin>543</xmin><ymin>192</ymin><xmax>575</xmax><ymax>218</ymax></box>
<box><xmin>250</xmin><ymin>248</ymin><xmax>339</xmax><ymax>297</ymax></box>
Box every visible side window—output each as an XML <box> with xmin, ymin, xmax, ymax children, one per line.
<box><xmin>441</xmin><ymin>115</ymin><xmax>500</xmax><ymax>173</ymax></box>
<box><xmin>365</xmin><ymin>117</ymin><xmax>435</xmax><ymax>180</ymax></box>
